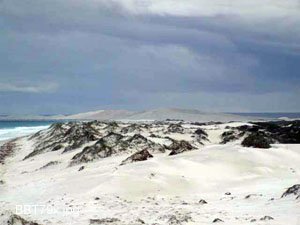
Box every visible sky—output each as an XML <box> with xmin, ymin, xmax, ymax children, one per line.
<box><xmin>0</xmin><ymin>0</ymin><xmax>300</xmax><ymax>114</ymax></box>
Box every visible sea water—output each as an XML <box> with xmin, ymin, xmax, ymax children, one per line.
<box><xmin>233</xmin><ymin>112</ymin><xmax>300</xmax><ymax>119</ymax></box>
<box><xmin>0</xmin><ymin>121</ymin><xmax>55</xmax><ymax>141</ymax></box>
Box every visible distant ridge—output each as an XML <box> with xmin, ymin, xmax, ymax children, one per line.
<box><xmin>0</xmin><ymin>108</ymin><xmax>270</xmax><ymax>122</ymax></box>
<box><xmin>62</xmin><ymin>108</ymin><xmax>263</xmax><ymax>122</ymax></box>
<box><xmin>63</xmin><ymin>110</ymin><xmax>135</xmax><ymax>120</ymax></box>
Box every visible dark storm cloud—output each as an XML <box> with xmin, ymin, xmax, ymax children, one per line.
<box><xmin>0</xmin><ymin>0</ymin><xmax>299</xmax><ymax>113</ymax></box>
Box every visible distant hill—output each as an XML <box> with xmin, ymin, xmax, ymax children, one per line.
<box><xmin>0</xmin><ymin>108</ymin><xmax>266</xmax><ymax>122</ymax></box>
<box><xmin>63</xmin><ymin>110</ymin><xmax>135</xmax><ymax>120</ymax></box>
<box><xmin>62</xmin><ymin>108</ymin><xmax>262</xmax><ymax>122</ymax></box>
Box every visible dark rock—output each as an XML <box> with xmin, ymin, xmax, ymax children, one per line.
<box><xmin>167</xmin><ymin>124</ymin><xmax>185</xmax><ymax>133</ymax></box>
<box><xmin>252</xmin><ymin>121</ymin><xmax>300</xmax><ymax>144</ymax></box>
<box><xmin>220</xmin><ymin>130</ymin><xmax>243</xmax><ymax>144</ymax></box>
<box><xmin>120</xmin><ymin>134</ymin><xmax>165</xmax><ymax>153</ymax></box>
<box><xmin>191</xmin><ymin>122</ymin><xmax>207</xmax><ymax>126</ymax></box>
<box><xmin>198</xmin><ymin>199</ymin><xmax>208</xmax><ymax>204</ymax></box>
<box><xmin>62</xmin><ymin>123</ymin><xmax>100</xmax><ymax>153</ymax></box>
<box><xmin>89</xmin><ymin>218</ymin><xmax>120</xmax><ymax>224</ymax></box>
<box><xmin>194</xmin><ymin>128</ymin><xmax>207</xmax><ymax>137</ymax></box>
<box><xmin>104</xmin><ymin>122</ymin><xmax>119</xmax><ymax>132</ymax></box>
<box><xmin>0</xmin><ymin>141</ymin><xmax>17</xmax><ymax>164</ymax></box>
<box><xmin>167</xmin><ymin>214</ymin><xmax>192</xmax><ymax>225</ymax></box>
<box><xmin>8</xmin><ymin>214</ymin><xmax>41</xmax><ymax>225</ymax></box>
<box><xmin>101</xmin><ymin>132</ymin><xmax>124</xmax><ymax>147</ymax></box>
<box><xmin>194</xmin><ymin>128</ymin><xmax>209</xmax><ymax>143</ymax></box>
<box><xmin>212</xmin><ymin>218</ymin><xmax>224</xmax><ymax>223</ymax></box>
<box><xmin>78</xmin><ymin>166</ymin><xmax>85</xmax><ymax>171</ymax></box>
<box><xmin>225</xmin><ymin>192</ymin><xmax>231</xmax><ymax>195</ymax></box>
<box><xmin>25</xmin><ymin>123</ymin><xmax>68</xmax><ymax>159</ymax></box>
<box><xmin>168</xmin><ymin>215</ymin><xmax>181</xmax><ymax>225</ymax></box>
<box><xmin>52</xmin><ymin>144</ymin><xmax>63</xmax><ymax>151</ymax></box>
<box><xmin>220</xmin><ymin>121</ymin><xmax>300</xmax><ymax>145</ymax></box>
<box><xmin>39</xmin><ymin>161</ymin><xmax>60</xmax><ymax>170</ymax></box>
<box><xmin>168</xmin><ymin>140</ymin><xmax>196</xmax><ymax>156</ymax></box>
<box><xmin>164</xmin><ymin>136</ymin><xmax>176</xmax><ymax>142</ymax></box>
<box><xmin>120</xmin><ymin>149</ymin><xmax>153</xmax><ymax>165</ymax></box>
<box><xmin>25</xmin><ymin>121</ymin><xmax>102</xmax><ymax>159</ymax></box>
<box><xmin>281</xmin><ymin>184</ymin><xmax>300</xmax><ymax>198</ymax></box>
<box><xmin>241</xmin><ymin>133</ymin><xmax>272</xmax><ymax>149</ymax></box>
<box><xmin>99</xmin><ymin>133</ymin><xmax>163</xmax><ymax>153</ymax></box>
<box><xmin>149</xmin><ymin>133</ymin><xmax>158</xmax><ymax>138</ymax></box>
<box><xmin>221</xmin><ymin>124</ymin><xmax>270</xmax><ymax>145</ymax></box>
<box><xmin>70</xmin><ymin>133</ymin><xmax>164</xmax><ymax>165</ymax></box>
<box><xmin>166</xmin><ymin>119</ymin><xmax>184</xmax><ymax>122</ymax></box>
<box><xmin>126</xmin><ymin>134</ymin><xmax>148</xmax><ymax>145</ymax></box>
<box><xmin>94</xmin><ymin>197</ymin><xmax>100</xmax><ymax>200</ymax></box>
<box><xmin>260</xmin><ymin>216</ymin><xmax>274</xmax><ymax>221</ymax></box>
<box><xmin>120</xmin><ymin>124</ymin><xmax>142</xmax><ymax>134</ymax></box>
<box><xmin>135</xmin><ymin>218</ymin><xmax>145</xmax><ymax>224</ymax></box>
<box><xmin>70</xmin><ymin>139</ymin><xmax>113</xmax><ymax>166</ymax></box>
<box><xmin>238</xmin><ymin>125</ymin><xmax>260</xmax><ymax>132</ymax></box>
<box><xmin>245</xmin><ymin>194</ymin><xmax>262</xmax><ymax>199</ymax></box>
<box><xmin>245</xmin><ymin>194</ymin><xmax>251</xmax><ymax>199</ymax></box>
<box><xmin>220</xmin><ymin>125</ymin><xmax>256</xmax><ymax>144</ymax></box>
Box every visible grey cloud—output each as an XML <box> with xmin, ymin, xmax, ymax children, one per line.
<box><xmin>0</xmin><ymin>82</ymin><xmax>58</xmax><ymax>93</ymax></box>
<box><xmin>0</xmin><ymin>0</ymin><xmax>299</xmax><ymax>113</ymax></box>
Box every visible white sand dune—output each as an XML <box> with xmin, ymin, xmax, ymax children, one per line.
<box><xmin>64</xmin><ymin>108</ymin><xmax>263</xmax><ymax>122</ymax></box>
<box><xmin>0</xmin><ymin>122</ymin><xmax>299</xmax><ymax>224</ymax></box>
<box><xmin>63</xmin><ymin>110</ymin><xmax>135</xmax><ymax>120</ymax></box>
<box><xmin>0</xmin><ymin>108</ymin><xmax>266</xmax><ymax>122</ymax></box>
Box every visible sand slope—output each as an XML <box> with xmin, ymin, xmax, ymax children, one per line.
<box><xmin>0</xmin><ymin>122</ymin><xmax>299</xmax><ymax>225</ymax></box>
<box><xmin>64</xmin><ymin>108</ymin><xmax>262</xmax><ymax>122</ymax></box>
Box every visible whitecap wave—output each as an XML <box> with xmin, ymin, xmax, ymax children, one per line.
<box><xmin>0</xmin><ymin>125</ymin><xmax>50</xmax><ymax>141</ymax></box>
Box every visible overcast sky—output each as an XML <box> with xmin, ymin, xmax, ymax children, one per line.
<box><xmin>0</xmin><ymin>0</ymin><xmax>300</xmax><ymax>114</ymax></box>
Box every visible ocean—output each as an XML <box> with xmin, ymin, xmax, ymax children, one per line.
<box><xmin>0</xmin><ymin>121</ymin><xmax>55</xmax><ymax>142</ymax></box>
<box><xmin>232</xmin><ymin>112</ymin><xmax>300</xmax><ymax>119</ymax></box>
